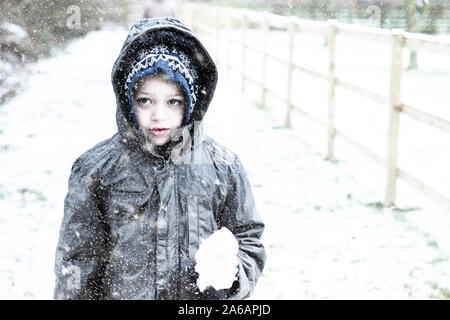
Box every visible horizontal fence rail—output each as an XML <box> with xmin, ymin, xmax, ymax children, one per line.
<box><xmin>178</xmin><ymin>3</ymin><xmax>450</xmax><ymax>212</ymax></box>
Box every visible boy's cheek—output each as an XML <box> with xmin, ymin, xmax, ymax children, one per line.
<box><xmin>135</xmin><ymin>111</ymin><xmax>150</xmax><ymax>129</ymax></box>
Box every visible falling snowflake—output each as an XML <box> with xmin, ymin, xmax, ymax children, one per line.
<box><xmin>159</xmin><ymin>203</ymin><xmax>168</xmax><ymax>212</ymax></box>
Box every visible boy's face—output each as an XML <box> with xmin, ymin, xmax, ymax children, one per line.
<box><xmin>132</xmin><ymin>75</ymin><xmax>186</xmax><ymax>146</ymax></box>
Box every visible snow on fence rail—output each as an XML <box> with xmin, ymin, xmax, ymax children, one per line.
<box><xmin>177</xmin><ymin>3</ymin><xmax>450</xmax><ymax>212</ymax></box>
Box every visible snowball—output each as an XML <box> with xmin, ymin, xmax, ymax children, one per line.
<box><xmin>195</xmin><ymin>227</ymin><xmax>239</xmax><ymax>292</ymax></box>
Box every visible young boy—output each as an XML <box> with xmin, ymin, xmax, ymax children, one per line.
<box><xmin>53</xmin><ymin>17</ymin><xmax>266</xmax><ymax>300</ymax></box>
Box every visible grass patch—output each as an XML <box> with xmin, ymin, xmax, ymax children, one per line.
<box><xmin>430</xmin><ymin>257</ymin><xmax>447</xmax><ymax>264</ymax></box>
<box><xmin>423</xmin><ymin>232</ymin><xmax>439</xmax><ymax>249</ymax></box>
<box><xmin>430</xmin><ymin>282</ymin><xmax>450</xmax><ymax>299</ymax></box>
<box><xmin>253</xmin><ymin>101</ymin><xmax>264</xmax><ymax>110</ymax></box>
<box><xmin>17</xmin><ymin>188</ymin><xmax>47</xmax><ymax>202</ymax></box>
<box><xmin>0</xmin><ymin>145</ymin><xmax>10</xmax><ymax>152</ymax></box>
<box><xmin>363</xmin><ymin>202</ymin><xmax>421</xmax><ymax>215</ymax></box>
<box><xmin>34</xmin><ymin>191</ymin><xmax>47</xmax><ymax>201</ymax></box>
<box><xmin>440</xmin><ymin>288</ymin><xmax>450</xmax><ymax>299</ymax></box>
<box><xmin>393</xmin><ymin>212</ymin><xmax>407</xmax><ymax>222</ymax></box>
<box><xmin>325</xmin><ymin>158</ymin><xmax>341</xmax><ymax>164</ymax></box>
<box><xmin>392</xmin><ymin>206</ymin><xmax>422</xmax><ymax>213</ymax></box>
<box><xmin>349</xmin><ymin>259</ymin><xmax>366</xmax><ymax>264</ymax></box>
<box><xmin>406</xmin><ymin>225</ymin><xmax>419</xmax><ymax>232</ymax></box>
<box><xmin>364</xmin><ymin>201</ymin><xmax>384</xmax><ymax>210</ymax></box>
<box><xmin>427</xmin><ymin>239</ymin><xmax>439</xmax><ymax>249</ymax></box>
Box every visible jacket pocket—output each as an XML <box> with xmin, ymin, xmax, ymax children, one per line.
<box><xmin>105</xmin><ymin>190</ymin><xmax>152</xmax><ymax>281</ymax></box>
<box><xmin>107</xmin><ymin>190</ymin><xmax>150</xmax><ymax>222</ymax></box>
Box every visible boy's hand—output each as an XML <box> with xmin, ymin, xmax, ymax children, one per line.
<box><xmin>195</xmin><ymin>227</ymin><xmax>239</xmax><ymax>292</ymax></box>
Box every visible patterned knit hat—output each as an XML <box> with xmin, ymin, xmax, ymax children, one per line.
<box><xmin>125</xmin><ymin>44</ymin><xmax>199</xmax><ymax>128</ymax></box>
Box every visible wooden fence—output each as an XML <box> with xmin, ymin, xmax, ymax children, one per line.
<box><xmin>177</xmin><ymin>3</ymin><xmax>450</xmax><ymax>211</ymax></box>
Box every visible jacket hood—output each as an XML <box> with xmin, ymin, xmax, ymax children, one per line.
<box><xmin>111</xmin><ymin>17</ymin><xmax>218</xmax><ymax>159</ymax></box>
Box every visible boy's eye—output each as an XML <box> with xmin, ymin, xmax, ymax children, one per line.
<box><xmin>168</xmin><ymin>99</ymin><xmax>183</xmax><ymax>106</ymax></box>
<box><xmin>136</xmin><ymin>97</ymin><xmax>151</xmax><ymax>105</ymax></box>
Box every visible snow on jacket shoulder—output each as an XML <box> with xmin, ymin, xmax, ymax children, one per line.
<box><xmin>54</xmin><ymin>17</ymin><xmax>265</xmax><ymax>300</ymax></box>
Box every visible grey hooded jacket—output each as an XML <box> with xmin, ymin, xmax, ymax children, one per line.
<box><xmin>53</xmin><ymin>17</ymin><xmax>266</xmax><ymax>300</ymax></box>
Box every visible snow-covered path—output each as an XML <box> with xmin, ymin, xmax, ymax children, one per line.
<box><xmin>0</xmin><ymin>24</ymin><xmax>449</xmax><ymax>300</ymax></box>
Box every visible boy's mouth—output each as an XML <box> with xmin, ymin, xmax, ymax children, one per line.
<box><xmin>150</xmin><ymin>128</ymin><xmax>169</xmax><ymax>136</ymax></box>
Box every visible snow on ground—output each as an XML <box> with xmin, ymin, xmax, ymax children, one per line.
<box><xmin>0</xmin><ymin>24</ymin><xmax>120</xmax><ymax>299</ymax></box>
<box><xmin>0</xmin><ymin>22</ymin><xmax>449</xmax><ymax>300</ymax></box>
<box><xmin>206</xmin><ymin>73</ymin><xmax>450</xmax><ymax>299</ymax></box>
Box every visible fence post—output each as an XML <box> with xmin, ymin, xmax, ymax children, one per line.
<box><xmin>186</xmin><ymin>6</ymin><xmax>194</xmax><ymax>30</ymax></box>
<box><xmin>261</xmin><ymin>15</ymin><xmax>269</xmax><ymax>109</ymax></box>
<box><xmin>215</xmin><ymin>7</ymin><xmax>220</xmax><ymax>64</ymax></box>
<box><xmin>385</xmin><ymin>29</ymin><xmax>404</xmax><ymax>207</ymax></box>
<box><xmin>241</xmin><ymin>12</ymin><xmax>247</xmax><ymax>93</ymax></box>
<box><xmin>209</xmin><ymin>7</ymin><xmax>214</xmax><ymax>44</ymax></box>
<box><xmin>285</xmin><ymin>19</ymin><xmax>296</xmax><ymax>129</ymax></box>
<box><xmin>191</xmin><ymin>5</ymin><xmax>198</xmax><ymax>34</ymax></box>
<box><xmin>122</xmin><ymin>0</ymin><xmax>130</xmax><ymax>26</ymax></box>
<box><xmin>326</xmin><ymin>20</ymin><xmax>337</xmax><ymax>161</ymax></box>
<box><xmin>226</xmin><ymin>10</ymin><xmax>231</xmax><ymax>79</ymax></box>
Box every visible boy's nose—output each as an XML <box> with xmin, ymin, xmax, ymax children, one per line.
<box><xmin>151</xmin><ymin>103</ymin><xmax>167</xmax><ymax>121</ymax></box>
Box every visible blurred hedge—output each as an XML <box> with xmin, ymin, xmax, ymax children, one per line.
<box><xmin>0</xmin><ymin>0</ymin><xmax>127</xmax><ymax>60</ymax></box>
<box><xmin>0</xmin><ymin>0</ymin><xmax>127</xmax><ymax>104</ymax></box>
<box><xmin>204</xmin><ymin>0</ymin><xmax>450</xmax><ymax>34</ymax></box>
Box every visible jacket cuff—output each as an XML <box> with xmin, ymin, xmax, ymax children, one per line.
<box><xmin>226</xmin><ymin>260</ymin><xmax>252</xmax><ymax>300</ymax></box>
